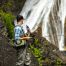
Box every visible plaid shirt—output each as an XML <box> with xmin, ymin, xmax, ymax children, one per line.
<box><xmin>14</xmin><ymin>25</ymin><xmax>24</xmax><ymax>40</ymax></box>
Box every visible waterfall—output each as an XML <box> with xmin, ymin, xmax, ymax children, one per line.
<box><xmin>19</xmin><ymin>0</ymin><xmax>66</xmax><ymax>51</ymax></box>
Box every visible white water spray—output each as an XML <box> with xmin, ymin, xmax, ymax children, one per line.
<box><xmin>19</xmin><ymin>0</ymin><xmax>66</xmax><ymax>51</ymax></box>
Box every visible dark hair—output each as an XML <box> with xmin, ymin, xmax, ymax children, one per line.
<box><xmin>16</xmin><ymin>15</ymin><xmax>24</xmax><ymax>22</ymax></box>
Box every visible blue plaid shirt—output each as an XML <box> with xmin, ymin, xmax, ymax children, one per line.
<box><xmin>14</xmin><ymin>25</ymin><xmax>24</xmax><ymax>40</ymax></box>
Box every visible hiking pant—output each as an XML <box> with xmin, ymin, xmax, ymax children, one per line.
<box><xmin>15</xmin><ymin>45</ymin><xmax>31</xmax><ymax>66</ymax></box>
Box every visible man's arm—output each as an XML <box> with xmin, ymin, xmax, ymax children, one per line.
<box><xmin>20</xmin><ymin>36</ymin><xmax>32</xmax><ymax>40</ymax></box>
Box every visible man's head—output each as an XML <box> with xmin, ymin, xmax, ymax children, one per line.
<box><xmin>16</xmin><ymin>15</ymin><xmax>24</xmax><ymax>25</ymax></box>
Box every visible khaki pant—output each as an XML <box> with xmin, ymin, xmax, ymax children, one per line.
<box><xmin>15</xmin><ymin>45</ymin><xmax>31</xmax><ymax>66</ymax></box>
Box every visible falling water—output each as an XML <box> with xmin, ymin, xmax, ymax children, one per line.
<box><xmin>19</xmin><ymin>0</ymin><xmax>66</xmax><ymax>51</ymax></box>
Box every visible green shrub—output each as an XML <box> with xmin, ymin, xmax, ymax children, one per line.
<box><xmin>0</xmin><ymin>10</ymin><xmax>15</xmax><ymax>39</ymax></box>
<box><xmin>29</xmin><ymin>38</ymin><xmax>42</xmax><ymax>66</ymax></box>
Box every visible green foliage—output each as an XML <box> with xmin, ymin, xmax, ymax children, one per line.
<box><xmin>0</xmin><ymin>10</ymin><xmax>15</xmax><ymax>39</ymax></box>
<box><xmin>30</xmin><ymin>38</ymin><xmax>41</xmax><ymax>57</ymax></box>
<box><xmin>1</xmin><ymin>1</ymin><xmax>13</xmax><ymax>10</ymax></box>
<box><xmin>5</xmin><ymin>1</ymin><xmax>13</xmax><ymax>7</ymax></box>
<box><xmin>34</xmin><ymin>38</ymin><xmax>39</xmax><ymax>44</ymax></box>
<box><xmin>30</xmin><ymin>38</ymin><xmax>43</xmax><ymax>66</ymax></box>
<box><xmin>2</xmin><ymin>2</ymin><xmax>13</xmax><ymax>8</ymax></box>
<box><xmin>29</xmin><ymin>38</ymin><xmax>62</xmax><ymax>66</ymax></box>
<box><xmin>30</xmin><ymin>46</ymin><xmax>41</xmax><ymax>57</ymax></box>
<box><xmin>55</xmin><ymin>58</ymin><xmax>62</xmax><ymax>65</ymax></box>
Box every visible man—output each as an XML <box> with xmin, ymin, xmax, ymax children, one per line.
<box><xmin>14</xmin><ymin>15</ymin><xmax>31</xmax><ymax>66</ymax></box>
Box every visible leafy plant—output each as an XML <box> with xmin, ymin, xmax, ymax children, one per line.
<box><xmin>0</xmin><ymin>10</ymin><xmax>15</xmax><ymax>39</ymax></box>
<box><xmin>29</xmin><ymin>38</ymin><xmax>43</xmax><ymax>66</ymax></box>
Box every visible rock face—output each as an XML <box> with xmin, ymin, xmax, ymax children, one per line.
<box><xmin>0</xmin><ymin>21</ymin><xmax>16</xmax><ymax>66</ymax></box>
<box><xmin>30</xmin><ymin>32</ymin><xmax>66</xmax><ymax>65</ymax></box>
<box><xmin>0</xmin><ymin>30</ymin><xmax>16</xmax><ymax>66</ymax></box>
